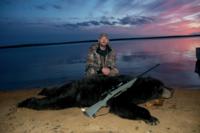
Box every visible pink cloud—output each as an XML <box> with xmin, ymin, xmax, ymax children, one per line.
<box><xmin>130</xmin><ymin>1</ymin><xmax>200</xmax><ymax>36</ymax></box>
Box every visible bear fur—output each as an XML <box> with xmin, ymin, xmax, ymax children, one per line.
<box><xmin>18</xmin><ymin>75</ymin><xmax>174</xmax><ymax>125</ymax></box>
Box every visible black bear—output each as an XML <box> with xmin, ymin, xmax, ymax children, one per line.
<box><xmin>18</xmin><ymin>75</ymin><xmax>174</xmax><ymax>125</ymax></box>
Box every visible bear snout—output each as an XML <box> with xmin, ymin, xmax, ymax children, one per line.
<box><xmin>161</xmin><ymin>86</ymin><xmax>174</xmax><ymax>99</ymax></box>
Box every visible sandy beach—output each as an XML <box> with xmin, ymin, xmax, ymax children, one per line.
<box><xmin>0</xmin><ymin>88</ymin><xmax>200</xmax><ymax>133</ymax></box>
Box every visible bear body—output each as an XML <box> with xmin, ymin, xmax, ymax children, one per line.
<box><xmin>18</xmin><ymin>75</ymin><xmax>174</xmax><ymax>125</ymax></box>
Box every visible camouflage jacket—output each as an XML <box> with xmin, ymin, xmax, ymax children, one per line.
<box><xmin>85</xmin><ymin>43</ymin><xmax>119</xmax><ymax>77</ymax></box>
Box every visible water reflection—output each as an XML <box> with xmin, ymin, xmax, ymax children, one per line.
<box><xmin>0</xmin><ymin>38</ymin><xmax>200</xmax><ymax>90</ymax></box>
<box><xmin>113</xmin><ymin>38</ymin><xmax>200</xmax><ymax>87</ymax></box>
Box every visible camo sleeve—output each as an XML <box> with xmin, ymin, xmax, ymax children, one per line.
<box><xmin>108</xmin><ymin>50</ymin><xmax>119</xmax><ymax>76</ymax></box>
<box><xmin>85</xmin><ymin>45</ymin><xmax>100</xmax><ymax>76</ymax></box>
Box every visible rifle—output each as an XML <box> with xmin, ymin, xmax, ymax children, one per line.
<box><xmin>81</xmin><ymin>64</ymin><xmax>160</xmax><ymax>118</ymax></box>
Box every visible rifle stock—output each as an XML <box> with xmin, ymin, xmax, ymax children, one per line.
<box><xmin>83</xmin><ymin>98</ymin><xmax>107</xmax><ymax>118</ymax></box>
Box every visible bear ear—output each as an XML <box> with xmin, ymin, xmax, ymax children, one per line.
<box><xmin>150</xmin><ymin>77</ymin><xmax>164</xmax><ymax>87</ymax></box>
<box><xmin>157</xmin><ymin>86</ymin><xmax>164</xmax><ymax>94</ymax></box>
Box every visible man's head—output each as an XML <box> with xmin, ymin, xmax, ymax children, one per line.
<box><xmin>98</xmin><ymin>33</ymin><xmax>109</xmax><ymax>47</ymax></box>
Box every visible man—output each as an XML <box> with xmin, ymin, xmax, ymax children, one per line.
<box><xmin>85</xmin><ymin>33</ymin><xmax>119</xmax><ymax>77</ymax></box>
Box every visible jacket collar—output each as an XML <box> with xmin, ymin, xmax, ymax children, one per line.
<box><xmin>96</xmin><ymin>43</ymin><xmax>112</xmax><ymax>56</ymax></box>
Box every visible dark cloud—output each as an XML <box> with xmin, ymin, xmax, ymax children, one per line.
<box><xmin>52</xmin><ymin>4</ymin><xmax>62</xmax><ymax>10</ymax></box>
<box><xmin>119</xmin><ymin>16</ymin><xmax>154</xmax><ymax>25</ymax></box>
<box><xmin>99</xmin><ymin>20</ymin><xmax>117</xmax><ymax>25</ymax></box>
<box><xmin>76</xmin><ymin>22</ymin><xmax>90</xmax><ymax>27</ymax></box>
<box><xmin>101</xmin><ymin>16</ymin><xmax>115</xmax><ymax>20</ymax></box>
<box><xmin>35</xmin><ymin>5</ymin><xmax>47</xmax><ymax>10</ymax></box>
<box><xmin>58</xmin><ymin>15</ymin><xmax>155</xmax><ymax>28</ymax></box>
<box><xmin>89</xmin><ymin>21</ymin><xmax>100</xmax><ymax>26</ymax></box>
<box><xmin>59</xmin><ymin>21</ymin><xmax>100</xmax><ymax>28</ymax></box>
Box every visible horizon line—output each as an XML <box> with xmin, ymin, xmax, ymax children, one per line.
<box><xmin>0</xmin><ymin>34</ymin><xmax>200</xmax><ymax>49</ymax></box>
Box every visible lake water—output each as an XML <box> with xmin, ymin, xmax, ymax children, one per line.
<box><xmin>0</xmin><ymin>38</ymin><xmax>200</xmax><ymax>90</ymax></box>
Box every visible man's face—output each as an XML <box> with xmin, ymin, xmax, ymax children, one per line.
<box><xmin>99</xmin><ymin>36</ymin><xmax>109</xmax><ymax>47</ymax></box>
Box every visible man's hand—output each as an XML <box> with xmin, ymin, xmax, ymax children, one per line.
<box><xmin>102</xmin><ymin>67</ymin><xmax>111</xmax><ymax>76</ymax></box>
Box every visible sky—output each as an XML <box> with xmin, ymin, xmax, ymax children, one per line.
<box><xmin>0</xmin><ymin>0</ymin><xmax>200</xmax><ymax>44</ymax></box>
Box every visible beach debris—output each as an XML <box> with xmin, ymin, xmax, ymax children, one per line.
<box><xmin>81</xmin><ymin>108</ymin><xmax>86</xmax><ymax>112</ymax></box>
<box><xmin>6</xmin><ymin>106</ymin><xmax>17</xmax><ymax>116</ymax></box>
<box><xmin>146</xmin><ymin>130</ymin><xmax>153</xmax><ymax>133</ymax></box>
<box><xmin>145</xmin><ymin>99</ymin><xmax>164</xmax><ymax>108</ymax></box>
<box><xmin>168</xmin><ymin>104</ymin><xmax>177</xmax><ymax>109</ymax></box>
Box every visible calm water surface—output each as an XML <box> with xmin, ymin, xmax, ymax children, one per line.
<box><xmin>0</xmin><ymin>38</ymin><xmax>200</xmax><ymax>90</ymax></box>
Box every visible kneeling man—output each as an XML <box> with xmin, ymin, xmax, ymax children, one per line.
<box><xmin>85</xmin><ymin>33</ymin><xmax>119</xmax><ymax>77</ymax></box>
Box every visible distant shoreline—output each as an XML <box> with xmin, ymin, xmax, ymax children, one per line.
<box><xmin>0</xmin><ymin>34</ymin><xmax>200</xmax><ymax>49</ymax></box>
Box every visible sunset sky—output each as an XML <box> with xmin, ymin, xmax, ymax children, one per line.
<box><xmin>1</xmin><ymin>0</ymin><xmax>200</xmax><ymax>44</ymax></box>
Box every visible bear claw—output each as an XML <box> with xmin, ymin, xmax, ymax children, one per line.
<box><xmin>145</xmin><ymin>116</ymin><xmax>160</xmax><ymax>126</ymax></box>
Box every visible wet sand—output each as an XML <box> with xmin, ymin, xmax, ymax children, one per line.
<box><xmin>0</xmin><ymin>88</ymin><xmax>200</xmax><ymax>133</ymax></box>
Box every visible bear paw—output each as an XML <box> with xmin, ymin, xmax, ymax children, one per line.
<box><xmin>18</xmin><ymin>97</ymin><xmax>39</xmax><ymax>109</ymax></box>
<box><xmin>144</xmin><ymin>116</ymin><xmax>160</xmax><ymax>126</ymax></box>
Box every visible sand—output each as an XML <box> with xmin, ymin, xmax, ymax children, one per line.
<box><xmin>0</xmin><ymin>88</ymin><xmax>200</xmax><ymax>133</ymax></box>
